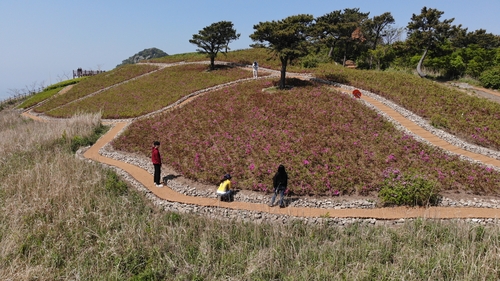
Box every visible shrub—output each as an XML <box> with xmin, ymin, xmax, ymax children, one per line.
<box><xmin>113</xmin><ymin>80</ymin><xmax>500</xmax><ymax>196</ymax></box>
<box><xmin>479</xmin><ymin>66</ymin><xmax>500</xmax><ymax>89</ymax></box>
<box><xmin>104</xmin><ymin>170</ymin><xmax>128</xmax><ymax>196</ymax></box>
<box><xmin>302</xmin><ymin>56</ymin><xmax>319</xmax><ymax>68</ymax></box>
<box><xmin>314</xmin><ymin>65</ymin><xmax>500</xmax><ymax>150</ymax></box>
<box><xmin>48</xmin><ymin>64</ymin><xmax>253</xmax><ymax>119</ymax></box>
<box><xmin>378</xmin><ymin>168</ymin><xmax>440</xmax><ymax>206</ymax></box>
<box><xmin>35</xmin><ymin>64</ymin><xmax>158</xmax><ymax>113</ymax></box>
<box><xmin>69</xmin><ymin>123</ymin><xmax>108</xmax><ymax>152</ymax></box>
<box><xmin>430</xmin><ymin>114</ymin><xmax>449</xmax><ymax>129</ymax></box>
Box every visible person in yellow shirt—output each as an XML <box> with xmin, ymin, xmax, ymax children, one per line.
<box><xmin>217</xmin><ymin>173</ymin><xmax>233</xmax><ymax>201</ymax></box>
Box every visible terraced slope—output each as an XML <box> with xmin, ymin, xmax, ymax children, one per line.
<box><xmin>34</xmin><ymin>64</ymin><xmax>159</xmax><ymax>113</ymax></box>
<box><xmin>24</xmin><ymin>56</ymin><xmax>500</xmax><ymax>215</ymax></box>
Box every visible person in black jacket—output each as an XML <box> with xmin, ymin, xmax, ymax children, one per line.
<box><xmin>269</xmin><ymin>164</ymin><xmax>288</xmax><ymax>207</ymax></box>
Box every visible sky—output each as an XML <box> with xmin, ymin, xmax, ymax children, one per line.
<box><xmin>1</xmin><ymin>0</ymin><xmax>499</xmax><ymax>100</ymax></box>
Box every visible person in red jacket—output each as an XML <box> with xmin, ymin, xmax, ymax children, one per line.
<box><xmin>151</xmin><ymin>141</ymin><xmax>162</xmax><ymax>187</ymax></box>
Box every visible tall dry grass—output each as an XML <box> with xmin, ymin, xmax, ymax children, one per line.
<box><xmin>0</xmin><ymin>110</ymin><xmax>101</xmax><ymax>156</ymax></box>
<box><xmin>0</xmin><ymin>110</ymin><xmax>105</xmax><ymax>279</ymax></box>
<box><xmin>2</xmin><ymin>110</ymin><xmax>500</xmax><ymax>280</ymax></box>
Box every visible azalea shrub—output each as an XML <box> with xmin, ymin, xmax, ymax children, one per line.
<box><xmin>35</xmin><ymin>64</ymin><xmax>159</xmax><ymax>113</ymax></box>
<box><xmin>378</xmin><ymin>168</ymin><xmax>440</xmax><ymax>206</ymax></box>
<box><xmin>112</xmin><ymin>79</ymin><xmax>500</xmax><ymax>196</ymax></box>
<box><xmin>46</xmin><ymin>64</ymin><xmax>255</xmax><ymax>119</ymax></box>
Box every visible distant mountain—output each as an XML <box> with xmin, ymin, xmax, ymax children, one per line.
<box><xmin>117</xmin><ymin>48</ymin><xmax>168</xmax><ymax>67</ymax></box>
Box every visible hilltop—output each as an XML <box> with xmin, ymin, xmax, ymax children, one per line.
<box><xmin>116</xmin><ymin>47</ymin><xmax>168</xmax><ymax>67</ymax></box>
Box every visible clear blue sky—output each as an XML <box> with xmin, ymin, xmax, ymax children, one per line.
<box><xmin>1</xmin><ymin>0</ymin><xmax>499</xmax><ymax>100</ymax></box>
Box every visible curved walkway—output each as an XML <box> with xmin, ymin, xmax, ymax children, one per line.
<box><xmin>83</xmin><ymin>125</ymin><xmax>500</xmax><ymax>220</ymax></box>
<box><xmin>23</xmin><ymin>62</ymin><xmax>500</xmax><ymax>220</ymax></box>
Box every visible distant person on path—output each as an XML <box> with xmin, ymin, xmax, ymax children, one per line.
<box><xmin>152</xmin><ymin>141</ymin><xmax>163</xmax><ymax>187</ymax></box>
<box><xmin>269</xmin><ymin>164</ymin><xmax>288</xmax><ymax>208</ymax></box>
<box><xmin>252</xmin><ymin>61</ymin><xmax>258</xmax><ymax>78</ymax></box>
<box><xmin>217</xmin><ymin>173</ymin><xmax>233</xmax><ymax>201</ymax></box>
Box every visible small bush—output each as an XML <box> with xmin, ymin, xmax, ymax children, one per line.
<box><xmin>104</xmin><ymin>170</ymin><xmax>128</xmax><ymax>196</ymax></box>
<box><xmin>479</xmin><ymin>66</ymin><xmax>500</xmax><ymax>89</ymax></box>
<box><xmin>378</xmin><ymin>168</ymin><xmax>440</xmax><ymax>206</ymax></box>
<box><xmin>302</xmin><ymin>57</ymin><xmax>319</xmax><ymax>68</ymax></box>
<box><xmin>69</xmin><ymin>124</ymin><xmax>108</xmax><ymax>152</ymax></box>
<box><xmin>430</xmin><ymin>114</ymin><xmax>449</xmax><ymax>129</ymax></box>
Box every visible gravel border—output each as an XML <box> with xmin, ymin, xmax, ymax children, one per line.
<box><xmin>77</xmin><ymin>146</ymin><xmax>500</xmax><ymax>226</ymax></box>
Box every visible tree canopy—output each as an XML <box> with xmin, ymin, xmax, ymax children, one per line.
<box><xmin>406</xmin><ymin>7</ymin><xmax>456</xmax><ymax>77</ymax></box>
<box><xmin>186</xmin><ymin>6</ymin><xmax>500</xmax><ymax>89</ymax></box>
<box><xmin>314</xmin><ymin>8</ymin><xmax>370</xmax><ymax>65</ymax></box>
<box><xmin>189</xmin><ymin>21</ymin><xmax>240</xmax><ymax>70</ymax></box>
<box><xmin>250</xmin><ymin>14</ymin><xmax>314</xmax><ymax>89</ymax></box>
<box><xmin>364</xmin><ymin>12</ymin><xmax>395</xmax><ymax>50</ymax></box>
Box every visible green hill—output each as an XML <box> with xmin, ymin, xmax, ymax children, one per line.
<box><xmin>117</xmin><ymin>47</ymin><xmax>168</xmax><ymax>67</ymax></box>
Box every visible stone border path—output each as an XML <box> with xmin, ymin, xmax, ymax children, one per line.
<box><xmin>23</xmin><ymin>62</ymin><xmax>500</xmax><ymax>220</ymax></box>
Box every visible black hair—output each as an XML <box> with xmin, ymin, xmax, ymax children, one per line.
<box><xmin>219</xmin><ymin>173</ymin><xmax>231</xmax><ymax>184</ymax></box>
<box><xmin>153</xmin><ymin>141</ymin><xmax>160</xmax><ymax>146</ymax></box>
<box><xmin>273</xmin><ymin>164</ymin><xmax>288</xmax><ymax>188</ymax></box>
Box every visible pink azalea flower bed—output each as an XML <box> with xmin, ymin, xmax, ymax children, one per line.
<box><xmin>112</xmin><ymin>79</ymin><xmax>500</xmax><ymax>196</ymax></box>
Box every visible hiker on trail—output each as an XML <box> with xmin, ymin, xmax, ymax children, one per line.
<box><xmin>152</xmin><ymin>141</ymin><xmax>163</xmax><ymax>187</ymax></box>
<box><xmin>252</xmin><ymin>61</ymin><xmax>258</xmax><ymax>78</ymax></box>
<box><xmin>269</xmin><ymin>164</ymin><xmax>288</xmax><ymax>208</ymax></box>
<box><xmin>217</xmin><ymin>173</ymin><xmax>233</xmax><ymax>201</ymax></box>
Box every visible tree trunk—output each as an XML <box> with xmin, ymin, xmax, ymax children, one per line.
<box><xmin>279</xmin><ymin>57</ymin><xmax>288</xmax><ymax>89</ymax></box>
<box><xmin>342</xmin><ymin>43</ymin><xmax>348</xmax><ymax>66</ymax></box>
<box><xmin>328</xmin><ymin>46</ymin><xmax>334</xmax><ymax>58</ymax></box>
<box><xmin>210</xmin><ymin>56</ymin><xmax>215</xmax><ymax>70</ymax></box>
<box><xmin>417</xmin><ymin>49</ymin><xmax>428</xmax><ymax>78</ymax></box>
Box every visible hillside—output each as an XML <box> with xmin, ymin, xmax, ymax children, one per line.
<box><xmin>5</xmin><ymin>48</ymin><xmax>500</xmax><ymax>280</ymax></box>
<box><xmin>18</xmin><ymin>48</ymin><xmax>500</xmax><ymax>204</ymax></box>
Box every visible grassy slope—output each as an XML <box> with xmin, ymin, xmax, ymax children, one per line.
<box><xmin>34</xmin><ymin>64</ymin><xmax>159</xmax><ymax>113</ymax></box>
<box><xmin>46</xmin><ymin>64</ymin><xmax>255</xmax><ymax>119</ymax></box>
<box><xmin>16</xmin><ymin>78</ymin><xmax>86</xmax><ymax>109</ymax></box>
<box><xmin>2</xmin><ymin>110</ymin><xmax>500</xmax><ymax>280</ymax></box>
<box><xmin>149</xmin><ymin>48</ymin><xmax>309</xmax><ymax>73</ymax></box>
<box><xmin>112</xmin><ymin>79</ymin><xmax>500</xmax><ymax>196</ymax></box>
